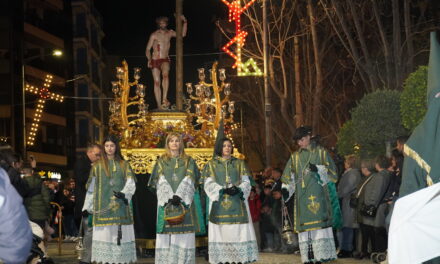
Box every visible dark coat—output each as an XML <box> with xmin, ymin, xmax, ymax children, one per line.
<box><xmin>358</xmin><ymin>170</ymin><xmax>391</xmax><ymax>227</ymax></box>
<box><xmin>74</xmin><ymin>154</ymin><xmax>92</xmax><ymax>219</ymax></box>
<box><xmin>23</xmin><ymin>175</ymin><xmax>50</xmax><ymax>221</ymax></box>
<box><xmin>2</xmin><ymin>164</ymin><xmax>30</xmax><ymax>198</ymax></box>
<box><xmin>338</xmin><ymin>168</ymin><xmax>361</xmax><ymax>228</ymax></box>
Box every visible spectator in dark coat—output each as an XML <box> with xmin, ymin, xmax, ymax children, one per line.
<box><xmin>357</xmin><ymin>157</ymin><xmax>391</xmax><ymax>259</ymax></box>
<box><xmin>74</xmin><ymin>143</ymin><xmax>101</xmax><ymax>264</ymax></box>
<box><xmin>0</xmin><ymin>146</ymin><xmax>29</xmax><ymax>198</ymax></box>
<box><xmin>337</xmin><ymin>155</ymin><xmax>362</xmax><ymax>258</ymax></box>
<box><xmin>355</xmin><ymin>159</ymin><xmax>376</xmax><ymax>260</ymax></box>
<box><xmin>384</xmin><ymin>150</ymin><xmax>404</xmax><ymax>233</ymax></box>
<box><xmin>60</xmin><ymin>188</ymin><xmax>78</xmax><ymax>241</ymax></box>
<box><xmin>260</xmin><ymin>184</ymin><xmax>275</xmax><ymax>252</ymax></box>
<box><xmin>74</xmin><ymin>143</ymin><xmax>101</xmax><ymax>224</ymax></box>
<box><xmin>22</xmin><ymin>163</ymin><xmax>50</xmax><ymax>230</ymax></box>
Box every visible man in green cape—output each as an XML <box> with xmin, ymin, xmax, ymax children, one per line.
<box><xmin>281</xmin><ymin>126</ymin><xmax>341</xmax><ymax>264</ymax></box>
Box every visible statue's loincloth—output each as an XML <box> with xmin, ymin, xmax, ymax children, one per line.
<box><xmin>151</xmin><ymin>58</ymin><xmax>171</xmax><ymax>69</ymax></box>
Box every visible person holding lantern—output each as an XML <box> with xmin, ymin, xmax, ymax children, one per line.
<box><xmin>148</xmin><ymin>132</ymin><xmax>204</xmax><ymax>264</ymax></box>
<box><xmin>281</xmin><ymin>126</ymin><xmax>341</xmax><ymax>264</ymax></box>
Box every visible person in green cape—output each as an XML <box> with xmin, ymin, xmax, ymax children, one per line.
<box><xmin>388</xmin><ymin>32</ymin><xmax>440</xmax><ymax>264</ymax></box>
<box><xmin>281</xmin><ymin>126</ymin><xmax>341</xmax><ymax>264</ymax></box>
<box><xmin>201</xmin><ymin>120</ymin><xmax>258</xmax><ymax>264</ymax></box>
<box><xmin>82</xmin><ymin>135</ymin><xmax>137</xmax><ymax>263</ymax></box>
<box><xmin>147</xmin><ymin>132</ymin><xmax>204</xmax><ymax>264</ymax></box>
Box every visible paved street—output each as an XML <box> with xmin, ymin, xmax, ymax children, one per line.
<box><xmin>48</xmin><ymin>242</ymin><xmax>371</xmax><ymax>264</ymax></box>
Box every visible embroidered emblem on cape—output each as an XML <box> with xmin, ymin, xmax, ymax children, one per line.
<box><xmin>172</xmin><ymin>173</ymin><xmax>179</xmax><ymax>182</ymax></box>
<box><xmin>109</xmin><ymin>197</ymin><xmax>120</xmax><ymax>212</ymax></box>
<box><xmin>221</xmin><ymin>194</ymin><xmax>233</xmax><ymax>210</ymax></box>
<box><xmin>307</xmin><ymin>195</ymin><xmax>320</xmax><ymax>214</ymax></box>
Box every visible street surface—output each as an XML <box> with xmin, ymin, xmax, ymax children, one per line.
<box><xmin>48</xmin><ymin>242</ymin><xmax>372</xmax><ymax>264</ymax></box>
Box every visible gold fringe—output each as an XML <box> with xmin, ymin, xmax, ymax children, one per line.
<box><xmin>403</xmin><ymin>144</ymin><xmax>433</xmax><ymax>186</ymax></box>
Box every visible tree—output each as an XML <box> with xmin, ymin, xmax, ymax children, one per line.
<box><xmin>320</xmin><ymin>0</ymin><xmax>435</xmax><ymax>91</ymax></box>
<box><xmin>351</xmin><ymin>90</ymin><xmax>407</xmax><ymax>157</ymax></box>
<box><xmin>214</xmin><ymin>0</ymin><xmax>437</xmax><ymax>168</ymax></box>
<box><xmin>401</xmin><ymin>66</ymin><xmax>428</xmax><ymax>131</ymax></box>
<box><xmin>336</xmin><ymin>120</ymin><xmax>357</xmax><ymax>157</ymax></box>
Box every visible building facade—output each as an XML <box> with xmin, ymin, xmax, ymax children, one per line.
<box><xmin>72</xmin><ymin>0</ymin><xmax>108</xmax><ymax>156</ymax></box>
<box><xmin>0</xmin><ymin>0</ymin><xmax>75</xmax><ymax>175</ymax></box>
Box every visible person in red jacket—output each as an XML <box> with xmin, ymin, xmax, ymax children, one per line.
<box><xmin>248</xmin><ymin>187</ymin><xmax>262</xmax><ymax>249</ymax></box>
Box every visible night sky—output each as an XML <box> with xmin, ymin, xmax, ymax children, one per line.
<box><xmin>94</xmin><ymin>0</ymin><xmax>227</xmax><ymax>107</ymax></box>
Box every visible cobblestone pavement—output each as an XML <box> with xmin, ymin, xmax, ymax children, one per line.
<box><xmin>48</xmin><ymin>242</ymin><xmax>372</xmax><ymax>264</ymax></box>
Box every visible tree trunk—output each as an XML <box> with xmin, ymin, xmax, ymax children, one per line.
<box><xmin>392</xmin><ymin>0</ymin><xmax>402</xmax><ymax>89</ymax></box>
<box><xmin>326</xmin><ymin>0</ymin><xmax>371</xmax><ymax>91</ymax></box>
<box><xmin>294</xmin><ymin>35</ymin><xmax>303</xmax><ymax>127</ymax></box>
<box><xmin>371</xmin><ymin>0</ymin><xmax>393</xmax><ymax>89</ymax></box>
<box><xmin>308</xmin><ymin>0</ymin><xmax>323</xmax><ymax>132</ymax></box>
<box><xmin>305</xmin><ymin>35</ymin><xmax>313</xmax><ymax>126</ymax></box>
<box><xmin>404</xmin><ymin>0</ymin><xmax>414</xmax><ymax>73</ymax></box>
<box><xmin>346</xmin><ymin>0</ymin><xmax>377</xmax><ymax>90</ymax></box>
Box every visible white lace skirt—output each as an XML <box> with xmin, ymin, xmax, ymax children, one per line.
<box><xmin>155</xmin><ymin>233</ymin><xmax>196</xmax><ymax>264</ymax></box>
<box><xmin>298</xmin><ymin>227</ymin><xmax>337</xmax><ymax>263</ymax></box>
<box><xmin>91</xmin><ymin>224</ymin><xmax>137</xmax><ymax>264</ymax></box>
<box><xmin>207</xmin><ymin>202</ymin><xmax>258</xmax><ymax>264</ymax></box>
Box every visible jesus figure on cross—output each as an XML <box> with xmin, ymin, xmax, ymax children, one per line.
<box><xmin>145</xmin><ymin>15</ymin><xmax>187</xmax><ymax>110</ymax></box>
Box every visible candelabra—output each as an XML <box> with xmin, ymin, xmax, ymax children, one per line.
<box><xmin>109</xmin><ymin>60</ymin><xmax>148</xmax><ymax>142</ymax></box>
<box><xmin>185</xmin><ymin>61</ymin><xmax>235</xmax><ymax>133</ymax></box>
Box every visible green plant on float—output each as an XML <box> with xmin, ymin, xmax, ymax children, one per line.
<box><xmin>350</xmin><ymin>89</ymin><xmax>408</xmax><ymax>156</ymax></box>
<box><xmin>400</xmin><ymin>65</ymin><xmax>428</xmax><ymax>132</ymax></box>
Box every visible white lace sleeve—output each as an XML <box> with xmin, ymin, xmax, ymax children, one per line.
<box><xmin>82</xmin><ymin>177</ymin><xmax>95</xmax><ymax>212</ymax></box>
<box><xmin>204</xmin><ymin>177</ymin><xmax>223</xmax><ymax>202</ymax></box>
<box><xmin>238</xmin><ymin>175</ymin><xmax>251</xmax><ymax>200</ymax></box>
<box><xmin>121</xmin><ymin>178</ymin><xmax>136</xmax><ymax>201</ymax></box>
<box><xmin>156</xmin><ymin>175</ymin><xmax>174</xmax><ymax>206</ymax></box>
<box><xmin>175</xmin><ymin>176</ymin><xmax>195</xmax><ymax>206</ymax></box>
<box><xmin>282</xmin><ymin>172</ymin><xmax>295</xmax><ymax>202</ymax></box>
<box><xmin>317</xmin><ymin>165</ymin><xmax>329</xmax><ymax>186</ymax></box>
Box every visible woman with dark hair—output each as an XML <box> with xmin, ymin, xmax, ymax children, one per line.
<box><xmin>385</xmin><ymin>150</ymin><xmax>404</xmax><ymax>202</ymax></box>
<box><xmin>82</xmin><ymin>135</ymin><xmax>136</xmax><ymax>263</ymax></box>
<box><xmin>202</xmin><ymin>137</ymin><xmax>258</xmax><ymax>264</ymax></box>
<box><xmin>148</xmin><ymin>132</ymin><xmax>202</xmax><ymax>264</ymax></box>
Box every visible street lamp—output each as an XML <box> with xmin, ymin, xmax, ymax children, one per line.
<box><xmin>52</xmin><ymin>49</ymin><xmax>63</xmax><ymax>57</ymax></box>
<box><xmin>22</xmin><ymin>48</ymin><xmax>63</xmax><ymax>156</ymax></box>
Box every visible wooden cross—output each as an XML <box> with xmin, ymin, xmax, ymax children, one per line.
<box><xmin>25</xmin><ymin>74</ymin><xmax>64</xmax><ymax>146</ymax></box>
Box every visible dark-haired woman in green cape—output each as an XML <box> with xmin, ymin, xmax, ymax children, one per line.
<box><xmin>202</xmin><ymin>138</ymin><xmax>258</xmax><ymax>264</ymax></box>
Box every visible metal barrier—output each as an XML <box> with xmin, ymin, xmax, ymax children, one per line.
<box><xmin>50</xmin><ymin>202</ymin><xmax>63</xmax><ymax>255</ymax></box>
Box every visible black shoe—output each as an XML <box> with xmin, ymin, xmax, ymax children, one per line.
<box><xmin>355</xmin><ymin>252</ymin><xmax>370</xmax><ymax>260</ymax></box>
<box><xmin>337</xmin><ymin>250</ymin><xmax>353</xmax><ymax>258</ymax></box>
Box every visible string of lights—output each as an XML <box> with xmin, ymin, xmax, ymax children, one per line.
<box><xmin>220</xmin><ymin>0</ymin><xmax>263</xmax><ymax>77</ymax></box>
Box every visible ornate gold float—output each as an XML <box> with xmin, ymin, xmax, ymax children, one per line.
<box><xmin>109</xmin><ymin>60</ymin><xmax>241</xmax><ymax>173</ymax></box>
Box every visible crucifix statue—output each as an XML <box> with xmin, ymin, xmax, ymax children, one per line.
<box><xmin>145</xmin><ymin>15</ymin><xmax>187</xmax><ymax>110</ymax></box>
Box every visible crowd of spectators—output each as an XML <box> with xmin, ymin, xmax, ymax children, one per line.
<box><xmin>0</xmin><ymin>143</ymin><xmax>83</xmax><ymax>263</ymax></box>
